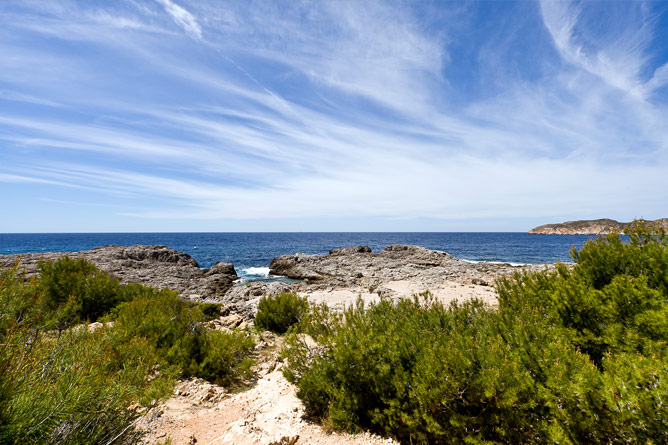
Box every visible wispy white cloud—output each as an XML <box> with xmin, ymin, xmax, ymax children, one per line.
<box><xmin>0</xmin><ymin>89</ymin><xmax>64</xmax><ymax>108</ymax></box>
<box><xmin>540</xmin><ymin>0</ymin><xmax>668</xmax><ymax>100</ymax></box>
<box><xmin>0</xmin><ymin>0</ymin><xmax>667</xmax><ymax>231</ymax></box>
<box><xmin>155</xmin><ymin>0</ymin><xmax>201</xmax><ymax>39</ymax></box>
<box><xmin>9</xmin><ymin>151</ymin><xmax>665</xmax><ymax>226</ymax></box>
<box><xmin>195</xmin><ymin>1</ymin><xmax>446</xmax><ymax>118</ymax></box>
<box><xmin>645</xmin><ymin>62</ymin><xmax>668</xmax><ymax>96</ymax></box>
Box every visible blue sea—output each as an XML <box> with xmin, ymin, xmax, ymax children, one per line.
<box><xmin>0</xmin><ymin>233</ymin><xmax>598</xmax><ymax>281</ymax></box>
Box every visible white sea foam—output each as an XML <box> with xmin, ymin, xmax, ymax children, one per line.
<box><xmin>240</xmin><ymin>267</ymin><xmax>270</xmax><ymax>277</ymax></box>
<box><xmin>462</xmin><ymin>259</ymin><xmax>529</xmax><ymax>267</ymax></box>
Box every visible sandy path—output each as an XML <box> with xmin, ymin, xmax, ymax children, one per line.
<box><xmin>143</xmin><ymin>365</ymin><xmax>396</xmax><ymax>445</ymax></box>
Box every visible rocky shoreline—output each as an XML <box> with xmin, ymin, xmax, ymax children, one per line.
<box><xmin>1</xmin><ymin>244</ymin><xmax>558</xmax><ymax>444</ymax></box>
<box><xmin>1</xmin><ymin>244</ymin><xmax>557</xmax><ymax>320</ymax></box>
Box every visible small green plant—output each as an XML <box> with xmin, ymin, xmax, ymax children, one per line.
<box><xmin>109</xmin><ymin>289</ymin><xmax>255</xmax><ymax>386</ymax></box>
<box><xmin>284</xmin><ymin>295</ymin><xmax>604</xmax><ymax>443</ymax></box>
<box><xmin>268</xmin><ymin>436</ymin><xmax>299</xmax><ymax>445</ymax></box>
<box><xmin>255</xmin><ymin>293</ymin><xmax>309</xmax><ymax>334</ymax></box>
<box><xmin>0</xmin><ymin>262</ymin><xmax>41</xmax><ymax>338</ymax></box>
<box><xmin>197</xmin><ymin>302</ymin><xmax>225</xmax><ymax>320</ymax></box>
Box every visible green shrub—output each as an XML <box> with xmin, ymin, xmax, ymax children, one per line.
<box><xmin>572</xmin><ymin>221</ymin><xmax>668</xmax><ymax>293</ymax></box>
<box><xmin>284</xmin><ymin>222</ymin><xmax>668</xmax><ymax>443</ymax></box>
<box><xmin>110</xmin><ymin>290</ymin><xmax>255</xmax><ymax>385</ymax></box>
<box><xmin>0</xmin><ymin>256</ymin><xmax>256</xmax><ymax>444</ymax></box>
<box><xmin>600</xmin><ymin>351</ymin><xmax>668</xmax><ymax>443</ymax></box>
<box><xmin>284</xmin><ymin>295</ymin><xmax>604</xmax><ymax>444</ymax></box>
<box><xmin>0</xmin><ymin>263</ymin><xmax>41</xmax><ymax>340</ymax></box>
<box><xmin>0</xmin><ymin>312</ymin><xmax>174</xmax><ymax>444</ymax></box>
<box><xmin>191</xmin><ymin>329</ymin><xmax>255</xmax><ymax>386</ymax></box>
<box><xmin>37</xmin><ymin>257</ymin><xmax>133</xmax><ymax>330</ymax></box>
<box><xmin>255</xmin><ymin>292</ymin><xmax>309</xmax><ymax>334</ymax></box>
<box><xmin>197</xmin><ymin>302</ymin><xmax>225</xmax><ymax>321</ymax></box>
<box><xmin>497</xmin><ymin>226</ymin><xmax>668</xmax><ymax>367</ymax></box>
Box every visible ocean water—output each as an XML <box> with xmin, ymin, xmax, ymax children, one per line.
<box><xmin>0</xmin><ymin>232</ymin><xmax>598</xmax><ymax>281</ymax></box>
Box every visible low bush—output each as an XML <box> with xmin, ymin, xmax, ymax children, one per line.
<box><xmin>497</xmin><ymin>224</ymin><xmax>668</xmax><ymax>368</ymax></box>
<box><xmin>37</xmin><ymin>257</ymin><xmax>134</xmax><ymax>331</ymax></box>
<box><xmin>255</xmin><ymin>292</ymin><xmax>309</xmax><ymax>334</ymax></box>
<box><xmin>284</xmin><ymin>295</ymin><xmax>605</xmax><ymax>443</ymax></box>
<box><xmin>109</xmin><ymin>290</ymin><xmax>255</xmax><ymax>386</ymax></box>
<box><xmin>193</xmin><ymin>329</ymin><xmax>255</xmax><ymax>385</ymax></box>
<box><xmin>197</xmin><ymin>302</ymin><xmax>225</xmax><ymax>321</ymax></box>
<box><xmin>0</xmin><ymin>257</ymin><xmax>256</xmax><ymax>444</ymax></box>
<box><xmin>0</xmin><ymin>266</ymin><xmax>173</xmax><ymax>444</ymax></box>
<box><xmin>283</xmin><ymin>222</ymin><xmax>668</xmax><ymax>444</ymax></box>
<box><xmin>0</xmin><ymin>263</ymin><xmax>41</xmax><ymax>338</ymax></box>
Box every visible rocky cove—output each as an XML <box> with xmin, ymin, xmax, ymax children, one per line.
<box><xmin>0</xmin><ymin>243</ymin><xmax>557</xmax><ymax>320</ymax></box>
<box><xmin>0</xmin><ymin>244</ymin><xmax>560</xmax><ymax>444</ymax></box>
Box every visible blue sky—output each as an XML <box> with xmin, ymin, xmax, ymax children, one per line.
<box><xmin>1</xmin><ymin>0</ymin><xmax>667</xmax><ymax>232</ymax></box>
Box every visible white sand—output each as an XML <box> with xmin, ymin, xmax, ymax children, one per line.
<box><xmin>299</xmin><ymin>279</ymin><xmax>498</xmax><ymax>309</ymax></box>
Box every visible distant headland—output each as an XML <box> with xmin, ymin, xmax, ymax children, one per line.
<box><xmin>529</xmin><ymin>218</ymin><xmax>668</xmax><ymax>235</ymax></box>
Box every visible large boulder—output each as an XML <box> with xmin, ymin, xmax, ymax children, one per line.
<box><xmin>187</xmin><ymin>262</ymin><xmax>239</xmax><ymax>298</ymax></box>
<box><xmin>268</xmin><ymin>253</ymin><xmax>326</xmax><ymax>281</ymax></box>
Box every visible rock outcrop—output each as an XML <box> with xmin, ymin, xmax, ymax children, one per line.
<box><xmin>0</xmin><ymin>245</ymin><xmax>238</xmax><ymax>301</ymax></box>
<box><xmin>529</xmin><ymin>218</ymin><xmax>668</xmax><ymax>235</ymax></box>
<box><xmin>220</xmin><ymin>281</ymin><xmax>294</xmax><ymax>321</ymax></box>
<box><xmin>270</xmin><ymin>244</ymin><xmax>551</xmax><ymax>293</ymax></box>
<box><xmin>1</xmin><ymin>243</ymin><xmax>559</xmax><ymax>320</ymax></box>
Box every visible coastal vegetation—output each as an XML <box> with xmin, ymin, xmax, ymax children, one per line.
<box><xmin>282</xmin><ymin>221</ymin><xmax>668</xmax><ymax>444</ymax></box>
<box><xmin>254</xmin><ymin>292</ymin><xmax>310</xmax><ymax>334</ymax></box>
<box><xmin>0</xmin><ymin>259</ymin><xmax>254</xmax><ymax>444</ymax></box>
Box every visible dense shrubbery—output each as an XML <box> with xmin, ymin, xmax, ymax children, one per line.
<box><xmin>0</xmin><ymin>258</ymin><xmax>255</xmax><ymax>444</ymax></box>
<box><xmin>110</xmin><ymin>291</ymin><xmax>254</xmax><ymax>386</ymax></box>
<box><xmin>255</xmin><ymin>292</ymin><xmax>309</xmax><ymax>334</ymax></box>
<box><xmin>283</xmin><ymin>222</ymin><xmax>668</xmax><ymax>444</ymax></box>
<box><xmin>0</xmin><ymin>323</ymin><xmax>172</xmax><ymax>444</ymax></box>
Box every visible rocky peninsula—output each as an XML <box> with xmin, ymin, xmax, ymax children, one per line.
<box><xmin>529</xmin><ymin>218</ymin><xmax>668</xmax><ymax>235</ymax></box>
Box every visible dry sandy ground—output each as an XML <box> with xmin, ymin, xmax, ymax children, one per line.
<box><xmin>300</xmin><ymin>279</ymin><xmax>498</xmax><ymax>308</ymax></box>
<box><xmin>142</xmin><ymin>279</ymin><xmax>498</xmax><ymax>444</ymax></box>
<box><xmin>142</xmin><ymin>365</ymin><xmax>396</xmax><ymax>445</ymax></box>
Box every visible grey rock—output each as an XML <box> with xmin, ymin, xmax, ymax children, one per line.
<box><xmin>471</xmin><ymin>278</ymin><xmax>489</xmax><ymax>286</ymax></box>
<box><xmin>222</xmin><ymin>282</ymin><xmax>296</xmax><ymax>320</ymax></box>
<box><xmin>188</xmin><ymin>262</ymin><xmax>238</xmax><ymax>298</ymax></box>
<box><xmin>1</xmin><ymin>243</ymin><xmax>561</xmax><ymax>324</ymax></box>
<box><xmin>206</xmin><ymin>261</ymin><xmax>237</xmax><ymax>277</ymax></box>
<box><xmin>269</xmin><ymin>244</ymin><xmax>556</xmax><ymax>291</ymax></box>
<box><xmin>329</xmin><ymin>246</ymin><xmax>372</xmax><ymax>255</ymax></box>
<box><xmin>0</xmin><ymin>244</ymin><xmax>238</xmax><ymax>301</ymax></box>
<box><xmin>268</xmin><ymin>254</ymin><xmax>325</xmax><ymax>281</ymax></box>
